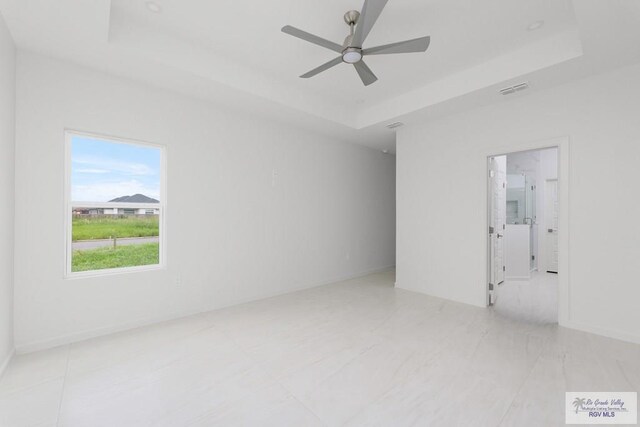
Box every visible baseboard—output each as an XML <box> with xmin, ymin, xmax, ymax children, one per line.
<box><xmin>0</xmin><ymin>348</ymin><xmax>15</xmax><ymax>379</ymax></box>
<box><xmin>396</xmin><ymin>283</ymin><xmax>640</xmax><ymax>345</ymax></box>
<box><xmin>15</xmin><ymin>265</ymin><xmax>396</xmax><ymax>354</ymax></box>
<box><xmin>561</xmin><ymin>319</ymin><xmax>640</xmax><ymax>345</ymax></box>
<box><xmin>395</xmin><ymin>282</ymin><xmax>486</xmax><ymax>309</ymax></box>
<box><xmin>15</xmin><ymin>307</ymin><xmax>209</xmax><ymax>354</ymax></box>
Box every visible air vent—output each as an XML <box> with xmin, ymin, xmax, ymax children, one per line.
<box><xmin>499</xmin><ymin>82</ymin><xmax>529</xmax><ymax>96</ymax></box>
<box><xmin>386</xmin><ymin>122</ymin><xmax>404</xmax><ymax>129</ymax></box>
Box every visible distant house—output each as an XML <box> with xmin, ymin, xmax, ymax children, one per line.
<box><xmin>73</xmin><ymin>194</ymin><xmax>160</xmax><ymax>216</ymax></box>
<box><xmin>108</xmin><ymin>194</ymin><xmax>159</xmax><ymax>204</ymax></box>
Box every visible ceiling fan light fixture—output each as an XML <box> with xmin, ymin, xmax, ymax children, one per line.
<box><xmin>342</xmin><ymin>48</ymin><xmax>363</xmax><ymax>64</ymax></box>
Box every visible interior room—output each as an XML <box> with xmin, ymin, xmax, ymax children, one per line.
<box><xmin>489</xmin><ymin>148</ymin><xmax>559</xmax><ymax>324</ymax></box>
<box><xmin>1</xmin><ymin>0</ymin><xmax>639</xmax><ymax>425</ymax></box>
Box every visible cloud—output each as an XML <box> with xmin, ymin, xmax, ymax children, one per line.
<box><xmin>73</xmin><ymin>156</ymin><xmax>156</xmax><ymax>176</ymax></box>
<box><xmin>76</xmin><ymin>168</ymin><xmax>110</xmax><ymax>174</ymax></box>
<box><xmin>72</xmin><ymin>180</ymin><xmax>160</xmax><ymax>203</ymax></box>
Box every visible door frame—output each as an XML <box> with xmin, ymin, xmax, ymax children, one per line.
<box><xmin>484</xmin><ymin>136</ymin><xmax>570</xmax><ymax>326</ymax></box>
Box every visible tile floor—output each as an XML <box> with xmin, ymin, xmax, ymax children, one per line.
<box><xmin>0</xmin><ymin>270</ymin><xmax>638</xmax><ymax>426</ymax></box>
<box><xmin>494</xmin><ymin>271</ymin><xmax>559</xmax><ymax>324</ymax></box>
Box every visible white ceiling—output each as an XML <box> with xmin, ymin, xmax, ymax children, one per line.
<box><xmin>110</xmin><ymin>0</ymin><xmax>576</xmax><ymax>105</ymax></box>
<box><xmin>1</xmin><ymin>0</ymin><xmax>640</xmax><ymax>152</ymax></box>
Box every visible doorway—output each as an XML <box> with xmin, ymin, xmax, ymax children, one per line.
<box><xmin>487</xmin><ymin>146</ymin><xmax>559</xmax><ymax>323</ymax></box>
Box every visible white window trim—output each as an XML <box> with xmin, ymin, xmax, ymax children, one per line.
<box><xmin>64</xmin><ymin>130</ymin><xmax>167</xmax><ymax>279</ymax></box>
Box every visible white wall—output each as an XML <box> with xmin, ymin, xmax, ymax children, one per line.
<box><xmin>14</xmin><ymin>53</ymin><xmax>396</xmax><ymax>352</ymax></box>
<box><xmin>0</xmin><ymin>13</ymin><xmax>16</xmax><ymax>372</ymax></box>
<box><xmin>397</xmin><ymin>62</ymin><xmax>640</xmax><ymax>344</ymax></box>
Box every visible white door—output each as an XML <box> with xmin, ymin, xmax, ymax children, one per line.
<box><xmin>489</xmin><ymin>156</ymin><xmax>507</xmax><ymax>303</ymax></box>
<box><xmin>545</xmin><ymin>179</ymin><xmax>559</xmax><ymax>273</ymax></box>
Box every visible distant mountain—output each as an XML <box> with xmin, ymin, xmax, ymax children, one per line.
<box><xmin>109</xmin><ymin>194</ymin><xmax>159</xmax><ymax>203</ymax></box>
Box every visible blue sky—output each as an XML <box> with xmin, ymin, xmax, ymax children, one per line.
<box><xmin>71</xmin><ymin>135</ymin><xmax>161</xmax><ymax>202</ymax></box>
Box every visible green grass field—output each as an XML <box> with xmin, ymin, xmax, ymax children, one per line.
<box><xmin>72</xmin><ymin>216</ymin><xmax>159</xmax><ymax>241</ymax></box>
<box><xmin>72</xmin><ymin>243</ymin><xmax>159</xmax><ymax>272</ymax></box>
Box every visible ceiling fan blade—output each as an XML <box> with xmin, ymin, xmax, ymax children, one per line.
<box><xmin>300</xmin><ymin>56</ymin><xmax>344</xmax><ymax>78</ymax></box>
<box><xmin>353</xmin><ymin>61</ymin><xmax>378</xmax><ymax>86</ymax></box>
<box><xmin>281</xmin><ymin>25</ymin><xmax>343</xmax><ymax>53</ymax></box>
<box><xmin>352</xmin><ymin>0</ymin><xmax>389</xmax><ymax>47</ymax></box>
<box><xmin>363</xmin><ymin>36</ymin><xmax>431</xmax><ymax>55</ymax></box>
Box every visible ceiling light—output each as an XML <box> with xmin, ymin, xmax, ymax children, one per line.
<box><xmin>527</xmin><ymin>20</ymin><xmax>544</xmax><ymax>31</ymax></box>
<box><xmin>146</xmin><ymin>1</ymin><xmax>162</xmax><ymax>13</ymax></box>
<box><xmin>342</xmin><ymin>48</ymin><xmax>362</xmax><ymax>64</ymax></box>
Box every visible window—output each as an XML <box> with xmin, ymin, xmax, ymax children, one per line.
<box><xmin>65</xmin><ymin>131</ymin><xmax>165</xmax><ymax>276</ymax></box>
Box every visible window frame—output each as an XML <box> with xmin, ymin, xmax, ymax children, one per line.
<box><xmin>64</xmin><ymin>130</ymin><xmax>167</xmax><ymax>279</ymax></box>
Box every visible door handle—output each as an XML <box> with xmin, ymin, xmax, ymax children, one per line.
<box><xmin>497</xmin><ymin>233</ymin><xmax>503</xmax><ymax>238</ymax></box>
<box><xmin>548</xmin><ymin>229</ymin><xmax>554</xmax><ymax>233</ymax></box>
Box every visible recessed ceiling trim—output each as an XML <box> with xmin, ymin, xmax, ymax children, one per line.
<box><xmin>358</xmin><ymin>28</ymin><xmax>583</xmax><ymax>128</ymax></box>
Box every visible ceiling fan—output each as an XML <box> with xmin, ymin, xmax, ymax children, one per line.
<box><xmin>281</xmin><ymin>0</ymin><xmax>430</xmax><ymax>86</ymax></box>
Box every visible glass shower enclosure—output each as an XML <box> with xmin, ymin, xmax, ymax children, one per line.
<box><xmin>506</xmin><ymin>174</ymin><xmax>537</xmax><ymax>270</ymax></box>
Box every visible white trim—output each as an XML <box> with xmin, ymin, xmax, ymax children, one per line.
<box><xmin>0</xmin><ymin>348</ymin><xmax>15</xmax><ymax>379</ymax></box>
<box><xmin>65</xmin><ymin>263</ymin><xmax>165</xmax><ymax>280</ymax></box>
<box><xmin>63</xmin><ymin>130</ymin><xmax>167</xmax><ymax>278</ymax></box>
<box><xmin>71</xmin><ymin>202</ymin><xmax>160</xmax><ymax>209</ymax></box>
<box><xmin>64</xmin><ymin>128</ymin><xmax>168</xmax><ymax>150</ymax></box>
<box><xmin>484</xmin><ymin>136</ymin><xmax>570</xmax><ymax>326</ymax></box>
<box><xmin>14</xmin><ymin>265</ymin><xmax>395</xmax><ymax>354</ymax></box>
<box><xmin>562</xmin><ymin>321</ymin><xmax>640</xmax><ymax>345</ymax></box>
